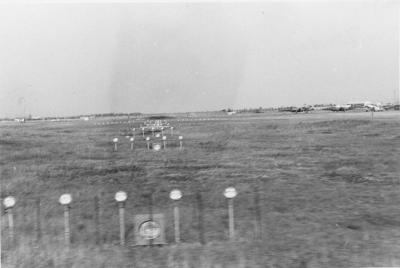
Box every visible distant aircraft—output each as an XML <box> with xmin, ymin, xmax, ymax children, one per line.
<box><xmin>364</xmin><ymin>103</ymin><xmax>384</xmax><ymax>112</ymax></box>
<box><xmin>279</xmin><ymin>106</ymin><xmax>314</xmax><ymax>113</ymax></box>
<box><xmin>327</xmin><ymin>104</ymin><xmax>352</xmax><ymax>112</ymax></box>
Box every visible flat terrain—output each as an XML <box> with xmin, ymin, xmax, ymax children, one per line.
<box><xmin>1</xmin><ymin>111</ymin><xmax>400</xmax><ymax>267</ymax></box>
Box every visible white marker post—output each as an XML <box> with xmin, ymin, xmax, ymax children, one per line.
<box><xmin>130</xmin><ymin>137</ymin><xmax>135</xmax><ymax>150</ymax></box>
<box><xmin>3</xmin><ymin>196</ymin><xmax>16</xmax><ymax>245</ymax></box>
<box><xmin>179</xmin><ymin>136</ymin><xmax>183</xmax><ymax>150</ymax></box>
<box><xmin>146</xmin><ymin>137</ymin><xmax>150</xmax><ymax>150</ymax></box>
<box><xmin>59</xmin><ymin>194</ymin><xmax>72</xmax><ymax>246</ymax></box>
<box><xmin>224</xmin><ymin>187</ymin><xmax>237</xmax><ymax>241</ymax></box>
<box><xmin>162</xmin><ymin>136</ymin><xmax>167</xmax><ymax>149</ymax></box>
<box><xmin>113</xmin><ymin>138</ymin><xmax>118</xmax><ymax>151</ymax></box>
<box><xmin>161</xmin><ymin>127</ymin><xmax>164</xmax><ymax>136</ymax></box>
<box><xmin>142</xmin><ymin>127</ymin><xmax>145</xmax><ymax>138</ymax></box>
<box><xmin>169</xmin><ymin>189</ymin><xmax>182</xmax><ymax>243</ymax></box>
<box><xmin>115</xmin><ymin>191</ymin><xmax>127</xmax><ymax>246</ymax></box>
<box><xmin>170</xmin><ymin>127</ymin><xmax>174</xmax><ymax>136</ymax></box>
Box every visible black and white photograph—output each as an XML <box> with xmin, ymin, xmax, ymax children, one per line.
<box><xmin>0</xmin><ymin>0</ymin><xmax>399</xmax><ymax>267</ymax></box>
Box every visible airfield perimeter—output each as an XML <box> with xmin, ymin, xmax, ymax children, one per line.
<box><xmin>1</xmin><ymin>110</ymin><xmax>400</xmax><ymax>267</ymax></box>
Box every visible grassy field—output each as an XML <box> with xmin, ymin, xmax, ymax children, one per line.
<box><xmin>1</xmin><ymin>110</ymin><xmax>400</xmax><ymax>267</ymax></box>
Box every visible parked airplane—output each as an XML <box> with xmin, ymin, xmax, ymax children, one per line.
<box><xmin>326</xmin><ymin>104</ymin><xmax>352</xmax><ymax>112</ymax></box>
<box><xmin>365</xmin><ymin>103</ymin><xmax>384</xmax><ymax>112</ymax></box>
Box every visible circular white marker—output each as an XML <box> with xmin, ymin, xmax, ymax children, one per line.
<box><xmin>130</xmin><ymin>137</ymin><xmax>134</xmax><ymax>142</ymax></box>
<box><xmin>146</xmin><ymin>137</ymin><xmax>150</xmax><ymax>141</ymax></box>
<box><xmin>115</xmin><ymin>191</ymin><xmax>127</xmax><ymax>202</ymax></box>
<box><xmin>113</xmin><ymin>138</ymin><xmax>118</xmax><ymax>143</ymax></box>
<box><xmin>155</xmin><ymin>133</ymin><xmax>160</xmax><ymax>138</ymax></box>
<box><xmin>224</xmin><ymin>187</ymin><xmax>237</xmax><ymax>199</ymax></box>
<box><xmin>169</xmin><ymin>189</ymin><xmax>182</xmax><ymax>200</ymax></box>
<box><xmin>59</xmin><ymin>194</ymin><xmax>72</xmax><ymax>205</ymax></box>
<box><xmin>162</xmin><ymin>136</ymin><xmax>166</xmax><ymax>140</ymax></box>
<box><xmin>3</xmin><ymin>196</ymin><xmax>16</xmax><ymax>208</ymax></box>
<box><xmin>179</xmin><ymin>136</ymin><xmax>183</xmax><ymax>140</ymax></box>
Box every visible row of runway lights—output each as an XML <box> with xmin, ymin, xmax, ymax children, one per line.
<box><xmin>95</xmin><ymin>118</ymin><xmax>227</xmax><ymax>125</ymax></box>
<box><xmin>2</xmin><ymin>187</ymin><xmax>237</xmax><ymax>246</ymax></box>
<box><xmin>113</xmin><ymin>133</ymin><xmax>183</xmax><ymax>151</ymax></box>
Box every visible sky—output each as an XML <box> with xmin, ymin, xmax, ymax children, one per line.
<box><xmin>0</xmin><ymin>1</ymin><xmax>398</xmax><ymax>117</ymax></box>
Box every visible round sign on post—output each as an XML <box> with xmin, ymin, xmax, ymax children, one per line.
<box><xmin>59</xmin><ymin>194</ymin><xmax>72</xmax><ymax>205</ymax></box>
<box><xmin>115</xmin><ymin>191</ymin><xmax>127</xmax><ymax>202</ymax></box>
<box><xmin>113</xmin><ymin>138</ymin><xmax>118</xmax><ymax>151</ymax></box>
<box><xmin>3</xmin><ymin>196</ymin><xmax>16</xmax><ymax>208</ymax></box>
<box><xmin>115</xmin><ymin>191</ymin><xmax>127</xmax><ymax>246</ymax></box>
<box><xmin>146</xmin><ymin>137</ymin><xmax>150</xmax><ymax>150</ymax></box>
<box><xmin>170</xmin><ymin>189</ymin><xmax>182</xmax><ymax>243</ymax></box>
<box><xmin>223</xmin><ymin>187</ymin><xmax>237</xmax><ymax>241</ymax></box>
<box><xmin>169</xmin><ymin>189</ymin><xmax>182</xmax><ymax>201</ymax></box>
<box><xmin>59</xmin><ymin>194</ymin><xmax>72</xmax><ymax>246</ymax></box>
<box><xmin>3</xmin><ymin>196</ymin><xmax>16</xmax><ymax>245</ymax></box>
<box><xmin>224</xmin><ymin>187</ymin><xmax>237</xmax><ymax>199</ymax></box>
<box><xmin>179</xmin><ymin>136</ymin><xmax>183</xmax><ymax>150</ymax></box>
<box><xmin>130</xmin><ymin>137</ymin><xmax>135</xmax><ymax>150</ymax></box>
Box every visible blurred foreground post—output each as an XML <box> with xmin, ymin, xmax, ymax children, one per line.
<box><xmin>162</xmin><ymin>136</ymin><xmax>167</xmax><ymax>149</ymax></box>
<box><xmin>196</xmin><ymin>192</ymin><xmax>205</xmax><ymax>245</ymax></box>
<box><xmin>147</xmin><ymin>192</ymin><xmax>154</xmax><ymax>246</ymax></box>
<box><xmin>8</xmin><ymin>208</ymin><xmax>14</xmax><ymax>245</ymax></box>
<box><xmin>94</xmin><ymin>196</ymin><xmax>100</xmax><ymax>244</ymax></box>
<box><xmin>254</xmin><ymin>188</ymin><xmax>262</xmax><ymax>240</ymax></box>
<box><xmin>35</xmin><ymin>197</ymin><xmax>41</xmax><ymax>241</ymax></box>
<box><xmin>115</xmin><ymin>191</ymin><xmax>127</xmax><ymax>246</ymax></box>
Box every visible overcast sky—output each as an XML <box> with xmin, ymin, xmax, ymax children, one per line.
<box><xmin>0</xmin><ymin>1</ymin><xmax>398</xmax><ymax>117</ymax></box>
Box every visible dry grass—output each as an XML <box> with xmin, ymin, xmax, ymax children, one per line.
<box><xmin>1</xmin><ymin>111</ymin><xmax>400</xmax><ymax>267</ymax></box>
